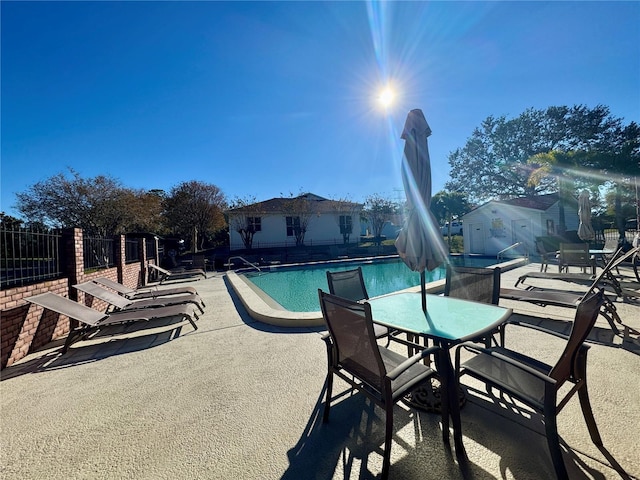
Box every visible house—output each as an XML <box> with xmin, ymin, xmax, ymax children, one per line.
<box><xmin>227</xmin><ymin>193</ymin><xmax>363</xmax><ymax>251</ymax></box>
<box><xmin>460</xmin><ymin>193</ymin><xmax>579</xmax><ymax>256</ymax></box>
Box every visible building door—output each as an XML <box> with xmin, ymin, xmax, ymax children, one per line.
<box><xmin>469</xmin><ymin>223</ymin><xmax>485</xmax><ymax>254</ymax></box>
<box><xmin>511</xmin><ymin>219</ymin><xmax>532</xmax><ymax>255</ymax></box>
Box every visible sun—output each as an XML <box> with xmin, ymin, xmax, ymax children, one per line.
<box><xmin>378</xmin><ymin>86</ymin><xmax>395</xmax><ymax>108</ymax></box>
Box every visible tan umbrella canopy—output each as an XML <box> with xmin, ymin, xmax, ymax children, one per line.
<box><xmin>578</xmin><ymin>190</ymin><xmax>595</xmax><ymax>242</ymax></box>
<box><xmin>395</xmin><ymin>109</ymin><xmax>449</xmax><ymax>311</ymax></box>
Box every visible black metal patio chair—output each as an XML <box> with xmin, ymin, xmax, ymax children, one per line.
<box><xmin>318</xmin><ymin>289</ymin><xmax>443</xmax><ymax>480</ymax></box>
<box><xmin>455</xmin><ymin>289</ymin><xmax>606</xmax><ymax>479</ymax></box>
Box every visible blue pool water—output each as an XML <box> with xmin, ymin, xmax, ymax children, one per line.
<box><xmin>242</xmin><ymin>256</ymin><xmax>498</xmax><ymax>312</ymax></box>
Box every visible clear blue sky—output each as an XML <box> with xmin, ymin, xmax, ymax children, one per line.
<box><xmin>2</xmin><ymin>1</ymin><xmax>639</xmax><ymax>218</ymax></box>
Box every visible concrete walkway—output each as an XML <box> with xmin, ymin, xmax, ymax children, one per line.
<box><xmin>1</xmin><ymin>263</ymin><xmax>639</xmax><ymax>479</ymax></box>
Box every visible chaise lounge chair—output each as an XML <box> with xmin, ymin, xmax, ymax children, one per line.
<box><xmin>25</xmin><ymin>292</ymin><xmax>199</xmax><ymax>353</ymax></box>
<box><xmin>73</xmin><ymin>282</ymin><xmax>205</xmax><ymax>314</ymax></box>
<box><xmin>500</xmin><ymin>247</ymin><xmax>640</xmax><ymax>339</ymax></box>
<box><xmin>92</xmin><ymin>277</ymin><xmax>199</xmax><ymax>301</ymax></box>
<box><xmin>148</xmin><ymin>263</ymin><xmax>206</xmax><ymax>284</ymax></box>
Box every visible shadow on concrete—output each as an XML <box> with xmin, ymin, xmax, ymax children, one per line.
<box><xmin>0</xmin><ymin>316</ymin><xmax>194</xmax><ymax>382</ymax></box>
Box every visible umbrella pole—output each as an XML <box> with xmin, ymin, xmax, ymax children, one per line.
<box><xmin>421</xmin><ymin>271</ymin><xmax>426</xmax><ymax>312</ymax></box>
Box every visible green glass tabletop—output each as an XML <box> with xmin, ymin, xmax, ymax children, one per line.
<box><xmin>369</xmin><ymin>292</ymin><xmax>512</xmax><ymax>342</ymax></box>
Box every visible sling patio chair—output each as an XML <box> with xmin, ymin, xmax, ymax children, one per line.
<box><xmin>148</xmin><ymin>263</ymin><xmax>206</xmax><ymax>284</ymax></box>
<box><xmin>25</xmin><ymin>292</ymin><xmax>199</xmax><ymax>354</ymax></box>
<box><xmin>91</xmin><ymin>277</ymin><xmax>200</xmax><ymax>301</ymax></box>
<box><xmin>500</xmin><ymin>247</ymin><xmax>640</xmax><ymax>340</ymax></box>
<box><xmin>326</xmin><ymin>267</ymin><xmax>391</xmax><ymax>342</ymax></box>
<box><xmin>455</xmin><ymin>289</ymin><xmax>606</xmax><ymax>479</ymax></box>
<box><xmin>73</xmin><ymin>281</ymin><xmax>205</xmax><ymax>314</ymax></box>
<box><xmin>444</xmin><ymin>265</ymin><xmax>501</xmax><ymax>346</ymax></box>
<box><xmin>557</xmin><ymin>243</ymin><xmax>596</xmax><ymax>274</ymax></box>
<box><xmin>318</xmin><ymin>290</ymin><xmax>443</xmax><ymax>480</ymax></box>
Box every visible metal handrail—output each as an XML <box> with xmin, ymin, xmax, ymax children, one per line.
<box><xmin>497</xmin><ymin>242</ymin><xmax>528</xmax><ymax>262</ymax></box>
<box><xmin>226</xmin><ymin>256</ymin><xmax>262</xmax><ymax>272</ymax></box>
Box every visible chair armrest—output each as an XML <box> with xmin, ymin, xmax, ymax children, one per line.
<box><xmin>386</xmin><ymin>345</ymin><xmax>440</xmax><ymax>381</ymax></box>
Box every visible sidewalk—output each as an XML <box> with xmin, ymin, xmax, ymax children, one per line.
<box><xmin>1</xmin><ymin>264</ymin><xmax>638</xmax><ymax>479</ymax></box>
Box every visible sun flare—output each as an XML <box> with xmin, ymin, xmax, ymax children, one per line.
<box><xmin>378</xmin><ymin>86</ymin><xmax>395</xmax><ymax>108</ymax></box>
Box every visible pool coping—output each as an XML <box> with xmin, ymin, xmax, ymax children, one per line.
<box><xmin>226</xmin><ymin>257</ymin><xmax>528</xmax><ymax>328</ymax></box>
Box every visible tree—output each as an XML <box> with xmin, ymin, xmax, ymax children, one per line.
<box><xmin>14</xmin><ymin>169</ymin><xmax>134</xmax><ymax>235</ymax></box>
<box><xmin>279</xmin><ymin>192</ymin><xmax>319</xmax><ymax>247</ymax></box>
<box><xmin>363</xmin><ymin>194</ymin><xmax>398</xmax><ymax>245</ymax></box>
<box><xmin>227</xmin><ymin>196</ymin><xmax>261</xmax><ymax>250</ymax></box>
<box><xmin>331</xmin><ymin>197</ymin><xmax>362</xmax><ymax>244</ymax></box>
<box><xmin>446</xmin><ymin>105</ymin><xmax>626</xmax><ymax>203</ymax></box>
<box><xmin>163</xmin><ymin>181</ymin><xmax>227</xmax><ymax>251</ymax></box>
<box><xmin>431</xmin><ymin>190</ymin><xmax>470</xmax><ymax>248</ymax></box>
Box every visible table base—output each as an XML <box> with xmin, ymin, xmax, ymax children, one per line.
<box><xmin>405</xmin><ymin>377</ymin><xmax>466</xmax><ymax>414</ymax></box>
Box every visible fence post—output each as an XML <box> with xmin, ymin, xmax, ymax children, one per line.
<box><xmin>114</xmin><ymin>235</ymin><xmax>125</xmax><ymax>284</ymax></box>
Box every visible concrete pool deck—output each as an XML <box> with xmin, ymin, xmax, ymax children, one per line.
<box><xmin>1</xmin><ymin>261</ymin><xmax>639</xmax><ymax>479</ymax></box>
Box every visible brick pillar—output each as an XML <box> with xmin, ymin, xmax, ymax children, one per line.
<box><xmin>139</xmin><ymin>238</ymin><xmax>147</xmax><ymax>286</ymax></box>
<box><xmin>114</xmin><ymin>235</ymin><xmax>125</xmax><ymax>284</ymax></box>
<box><xmin>63</xmin><ymin>228</ymin><xmax>83</xmax><ymax>301</ymax></box>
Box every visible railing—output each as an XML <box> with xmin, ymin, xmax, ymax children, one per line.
<box><xmin>145</xmin><ymin>238</ymin><xmax>156</xmax><ymax>260</ymax></box>
<box><xmin>83</xmin><ymin>236</ymin><xmax>115</xmax><ymax>270</ymax></box>
<box><xmin>125</xmin><ymin>239</ymin><xmax>139</xmax><ymax>264</ymax></box>
<box><xmin>497</xmin><ymin>242</ymin><xmax>528</xmax><ymax>262</ymax></box>
<box><xmin>226</xmin><ymin>256</ymin><xmax>262</xmax><ymax>272</ymax></box>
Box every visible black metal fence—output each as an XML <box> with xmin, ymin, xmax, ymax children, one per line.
<box><xmin>83</xmin><ymin>236</ymin><xmax>115</xmax><ymax>270</ymax></box>
<box><xmin>1</xmin><ymin>226</ymin><xmax>64</xmax><ymax>288</ymax></box>
<box><xmin>145</xmin><ymin>238</ymin><xmax>156</xmax><ymax>260</ymax></box>
<box><xmin>125</xmin><ymin>239</ymin><xmax>140</xmax><ymax>264</ymax></box>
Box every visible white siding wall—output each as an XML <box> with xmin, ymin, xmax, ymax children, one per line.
<box><xmin>229</xmin><ymin>213</ymin><xmax>361</xmax><ymax>251</ymax></box>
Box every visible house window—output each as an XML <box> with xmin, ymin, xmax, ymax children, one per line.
<box><xmin>248</xmin><ymin>217</ymin><xmax>261</xmax><ymax>232</ymax></box>
<box><xmin>286</xmin><ymin>216</ymin><xmax>300</xmax><ymax>237</ymax></box>
<box><xmin>546</xmin><ymin>219</ymin><xmax>554</xmax><ymax>235</ymax></box>
<box><xmin>339</xmin><ymin>215</ymin><xmax>352</xmax><ymax>234</ymax></box>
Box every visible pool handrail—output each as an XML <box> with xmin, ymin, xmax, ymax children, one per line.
<box><xmin>227</xmin><ymin>256</ymin><xmax>262</xmax><ymax>272</ymax></box>
<box><xmin>497</xmin><ymin>242</ymin><xmax>528</xmax><ymax>262</ymax></box>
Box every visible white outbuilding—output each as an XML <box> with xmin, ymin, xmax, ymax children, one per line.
<box><xmin>460</xmin><ymin>193</ymin><xmax>579</xmax><ymax>256</ymax></box>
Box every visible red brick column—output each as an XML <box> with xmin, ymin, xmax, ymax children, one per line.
<box><xmin>114</xmin><ymin>235</ymin><xmax>125</xmax><ymax>284</ymax></box>
<box><xmin>63</xmin><ymin>228</ymin><xmax>83</xmax><ymax>301</ymax></box>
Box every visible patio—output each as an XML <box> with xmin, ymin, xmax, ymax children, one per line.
<box><xmin>1</xmin><ymin>262</ymin><xmax>639</xmax><ymax>479</ymax></box>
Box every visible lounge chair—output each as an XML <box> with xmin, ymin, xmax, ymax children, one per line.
<box><xmin>513</xmin><ymin>246</ymin><xmax>640</xmax><ymax>301</ymax></box>
<box><xmin>148</xmin><ymin>263</ymin><xmax>206</xmax><ymax>284</ymax></box>
<box><xmin>318</xmin><ymin>289</ymin><xmax>442</xmax><ymax>480</ymax></box>
<box><xmin>500</xmin><ymin>247</ymin><xmax>640</xmax><ymax>338</ymax></box>
<box><xmin>91</xmin><ymin>277</ymin><xmax>199</xmax><ymax>300</ymax></box>
<box><xmin>25</xmin><ymin>292</ymin><xmax>198</xmax><ymax>353</ymax></box>
<box><xmin>73</xmin><ymin>281</ymin><xmax>205</xmax><ymax>314</ymax></box>
<box><xmin>455</xmin><ymin>289</ymin><xmax>606</xmax><ymax>479</ymax></box>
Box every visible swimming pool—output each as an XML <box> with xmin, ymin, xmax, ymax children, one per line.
<box><xmin>242</xmin><ymin>256</ymin><xmax>499</xmax><ymax>313</ymax></box>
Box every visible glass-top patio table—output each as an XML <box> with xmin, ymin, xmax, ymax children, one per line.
<box><xmin>368</xmin><ymin>292</ymin><xmax>513</xmax><ymax>454</ymax></box>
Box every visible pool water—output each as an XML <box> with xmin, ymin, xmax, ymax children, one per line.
<box><xmin>242</xmin><ymin>256</ymin><xmax>497</xmax><ymax>312</ymax></box>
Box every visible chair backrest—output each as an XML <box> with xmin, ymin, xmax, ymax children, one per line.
<box><xmin>535</xmin><ymin>240</ymin><xmax>549</xmax><ymax>256</ymax></box>
<box><xmin>559</xmin><ymin>243</ymin><xmax>592</xmax><ymax>267</ymax></box>
<box><xmin>549</xmin><ymin>289</ymin><xmax>604</xmax><ymax>384</ymax></box>
<box><xmin>73</xmin><ymin>282</ymin><xmax>131</xmax><ymax>309</ymax></box>
<box><xmin>584</xmin><ymin>246</ymin><xmax>638</xmax><ymax>296</ymax></box>
<box><xmin>326</xmin><ymin>267</ymin><xmax>369</xmax><ymax>301</ymax></box>
<box><xmin>444</xmin><ymin>265</ymin><xmax>501</xmax><ymax>305</ymax></box>
<box><xmin>25</xmin><ymin>292</ymin><xmax>106</xmax><ymax>326</ymax></box>
<box><xmin>318</xmin><ymin>289</ymin><xmax>385</xmax><ymax>392</ymax></box>
<box><xmin>192</xmin><ymin>254</ymin><xmax>206</xmax><ymax>269</ymax></box>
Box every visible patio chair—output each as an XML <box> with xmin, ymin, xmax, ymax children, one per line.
<box><xmin>25</xmin><ymin>292</ymin><xmax>199</xmax><ymax>354</ymax></box>
<box><xmin>92</xmin><ymin>277</ymin><xmax>200</xmax><ymax>301</ymax></box>
<box><xmin>444</xmin><ymin>265</ymin><xmax>501</xmax><ymax>346</ymax></box>
<box><xmin>455</xmin><ymin>289</ymin><xmax>606</xmax><ymax>479</ymax></box>
<box><xmin>500</xmin><ymin>247</ymin><xmax>640</xmax><ymax>339</ymax></box>
<box><xmin>557</xmin><ymin>243</ymin><xmax>595</xmax><ymax>274</ymax></box>
<box><xmin>73</xmin><ymin>281</ymin><xmax>205</xmax><ymax>314</ymax></box>
<box><xmin>325</xmin><ymin>267</ymin><xmax>390</xmax><ymax>341</ymax></box>
<box><xmin>148</xmin><ymin>263</ymin><xmax>206</xmax><ymax>284</ymax></box>
<box><xmin>535</xmin><ymin>240</ymin><xmax>556</xmax><ymax>272</ymax></box>
<box><xmin>318</xmin><ymin>290</ymin><xmax>443</xmax><ymax>480</ymax></box>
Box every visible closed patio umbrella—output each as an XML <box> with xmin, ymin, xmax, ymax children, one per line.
<box><xmin>578</xmin><ymin>190</ymin><xmax>595</xmax><ymax>242</ymax></box>
<box><xmin>395</xmin><ymin>109</ymin><xmax>449</xmax><ymax>312</ymax></box>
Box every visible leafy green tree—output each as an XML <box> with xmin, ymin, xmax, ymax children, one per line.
<box><xmin>363</xmin><ymin>194</ymin><xmax>398</xmax><ymax>245</ymax></box>
<box><xmin>163</xmin><ymin>181</ymin><xmax>227</xmax><ymax>251</ymax></box>
<box><xmin>431</xmin><ymin>190</ymin><xmax>470</xmax><ymax>248</ymax></box>
<box><xmin>446</xmin><ymin>105</ymin><xmax>625</xmax><ymax>203</ymax></box>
